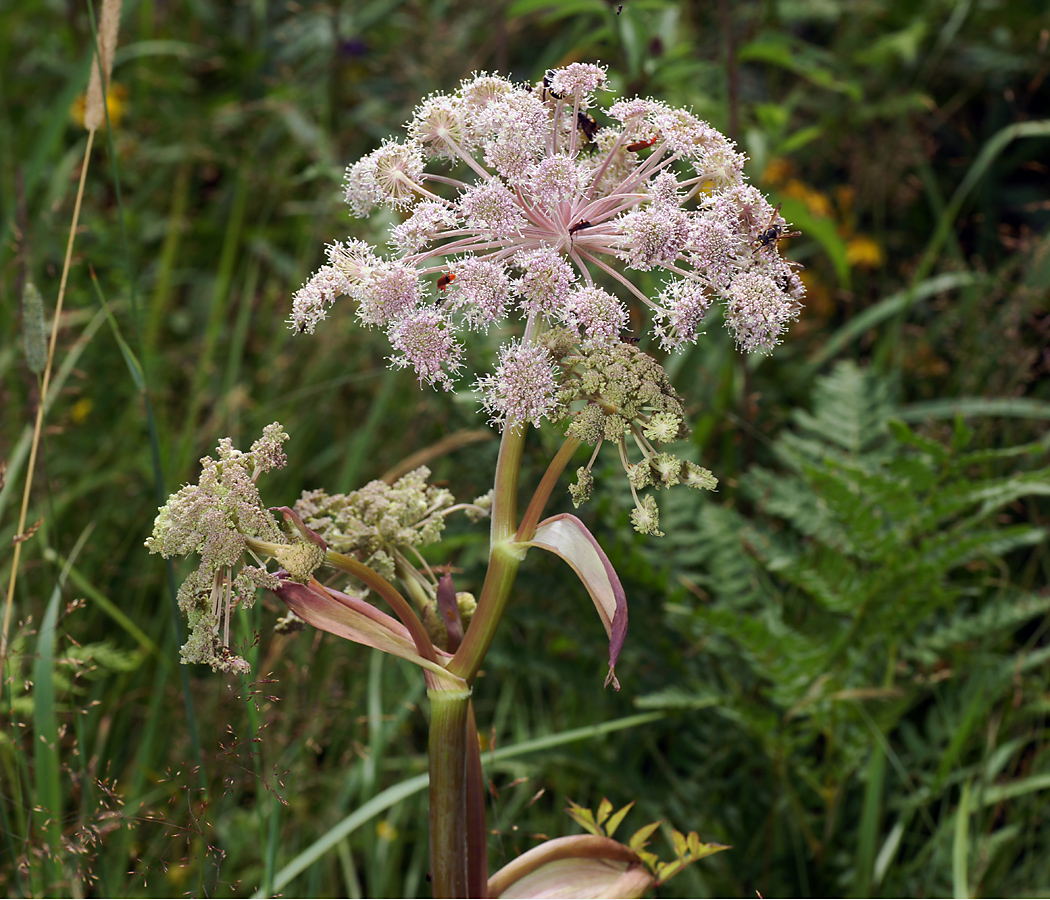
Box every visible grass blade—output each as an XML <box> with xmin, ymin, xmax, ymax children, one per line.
<box><xmin>807</xmin><ymin>271</ymin><xmax>983</xmax><ymax>369</ymax></box>
<box><xmin>42</xmin><ymin>548</ymin><xmax>162</xmax><ymax>663</ymax></box>
<box><xmin>854</xmin><ymin>742</ymin><xmax>887</xmax><ymax>898</ymax></box>
<box><xmin>898</xmin><ymin>397</ymin><xmax>1050</xmax><ymax>423</ymax></box>
<box><xmin>32</xmin><ymin>592</ymin><xmax>62</xmax><ymax>887</ymax></box>
<box><xmin>953</xmin><ymin>780</ymin><xmax>971</xmax><ymax>899</ymax></box>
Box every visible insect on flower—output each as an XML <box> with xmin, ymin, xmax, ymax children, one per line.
<box><xmin>541</xmin><ymin>70</ymin><xmax>565</xmax><ymax>101</ymax></box>
<box><xmin>754</xmin><ymin>203</ymin><xmax>801</xmax><ymax>251</ymax></box>
<box><xmin>292</xmin><ymin>63</ymin><xmax>805</xmax><ymax>391</ymax></box>
<box><xmin>626</xmin><ymin>137</ymin><xmax>657</xmax><ymax>152</ymax></box>
<box><xmin>576</xmin><ymin>110</ymin><xmax>599</xmax><ymax>143</ymax></box>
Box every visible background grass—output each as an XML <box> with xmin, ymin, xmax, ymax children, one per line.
<box><xmin>2</xmin><ymin>0</ymin><xmax>1049</xmax><ymax>896</ymax></box>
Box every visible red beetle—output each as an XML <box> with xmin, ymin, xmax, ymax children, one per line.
<box><xmin>626</xmin><ymin>136</ymin><xmax>657</xmax><ymax>152</ymax></box>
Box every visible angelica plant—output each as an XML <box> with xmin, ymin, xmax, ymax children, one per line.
<box><xmin>149</xmin><ymin>63</ymin><xmax>802</xmax><ymax>898</ymax></box>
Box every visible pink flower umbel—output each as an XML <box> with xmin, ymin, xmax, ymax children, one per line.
<box><xmin>291</xmin><ymin>63</ymin><xmax>804</xmax><ymax>408</ymax></box>
<box><xmin>476</xmin><ymin>340</ymin><xmax>560</xmax><ymax>430</ymax></box>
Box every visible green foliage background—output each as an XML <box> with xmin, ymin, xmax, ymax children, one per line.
<box><xmin>2</xmin><ymin>0</ymin><xmax>1049</xmax><ymax>896</ymax></box>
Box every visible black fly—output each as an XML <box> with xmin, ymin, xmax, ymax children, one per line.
<box><xmin>568</xmin><ymin>220</ymin><xmax>592</xmax><ymax>239</ymax></box>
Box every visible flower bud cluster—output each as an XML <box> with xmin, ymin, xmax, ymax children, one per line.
<box><xmin>541</xmin><ymin>332</ymin><xmax>717</xmax><ymax>536</ymax></box>
<box><xmin>290</xmin><ymin>64</ymin><xmax>804</xmax><ymax>423</ymax></box>
<box><xmin>294</xmin><ymin>466</ymin><xmax>456</xmax><ymax>596</ymax></box>
<box><xmin>423</xmin><ymin>591</ymin><xmax>477</xmax><ymax>651</ymax></box>
<box><xmin>145</xmin><ymin>424</ymin><xmax>323</xmax><ymax>673</ymax></box>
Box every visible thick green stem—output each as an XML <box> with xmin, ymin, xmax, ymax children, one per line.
<box><xmin>490</xmin><ymin>425</ymin><xmax>527</xmax><ymax>542</ymax></box>
<box><xmin>429</xmin><ymin>687</ymin><xmax>472</xmax><ymax>898</ymax></box>
<box><xmin>430</xmin><ymin>424</ymin><xmax>552</xmax><ymax>894</ymax></box>
<box><xmin>449</xmin><ymin>542</ymin><xmax>522</xmax><ymax>684</ymax></box>
<box><xmin>430</xmin><ymin>426</ymin><xmax>529</xmax><ymax>893</ymax></box>
<box><xmin>449</xmin><ymin>425</ymin><xmax>527</xmax><ymax>684</ymax></box>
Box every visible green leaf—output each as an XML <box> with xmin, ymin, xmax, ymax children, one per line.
<box><xmin>738</xmin><ymin>32</ymin><xmax>862</xmax><ymax>99</ymax></box>
<box><xmin>953</xmin><ymin>780</ymin><xmax>972</xmax><ymax>900</ymax></box>
<box><xmin>671</xmin><ymin>828</ymin><xmax>688</xmax><ymax>856</ymax></box>
<box><xmin>898</xmin><ymin>396</ymin><xmax>1050</xmax><ymax>423</ymax></box>
<box><xmin>629</xmin><ymin>820</ymin><xmax>663</xmax><ymax>851</ymax></box>
<box><xmin>775</xmin><ymin>195</ymin><xmax>851</xmax><ymax>287</ymax></box>
<box><xmin>566</xmin><ymin>799</ymin><xmax>602</xmax><ymax>836</ymax></box>
<box><xmin>779</xmin><ymin>124</ymin><xmax>825</xmax><ymax>155</ymax></box>
<box><xmin>690</xmin><ymin>842</ymin><xmax>731</xmax><ymax>861</ymax></box>
<box><xmin>854</xmin><ymin>20</ymin><xmax>928</xmax><ymax>66</ymax></box>
<box><xmin>808</xmin><ymin>271</ymin><xmax>986</xmax><ymax>369</ymax></box>
<box><xmin>657</xmin><ymin>859</ymin><xmax>683</xmax><ymax>882</ymax></box>
<box><xmin>633</xmin><ymin>687</ymin><xmax>720</xmax><ymax>710</ymax></box>
<box><xmin>856</xmin><ymin>742</ymin><xmax>887</xmax><ymax>898</ymax></box>
<box><xmin>637</xmin><ymin>849</ymin><xmax>659</xmax><ymax>871</ymax></box>
<box><xmin>91</xmin><ymin>272</ymin><xmax>145</xmax><ymax>392</ymax></box>
<box><xmin>977</xmin><ymin>773</ymin><xmax>1050</xmax><ymax>807</ymax></box>
<box><xmin>604</xmin><ymin>802</ymin><xmax>634</xmax><ymax>839</ymax></box>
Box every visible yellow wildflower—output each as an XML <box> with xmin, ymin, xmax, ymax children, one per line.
<box><xmin>70</xmin><ymin>83</ymin><xmax>128</xmax><ymax>129</ymax></box>
<box><xmin>846</xmin><ymin>235</ymin><xmax>884</xmax><ymax>268</ymax></box>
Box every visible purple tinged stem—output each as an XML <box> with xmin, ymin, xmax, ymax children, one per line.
<box><xmin>465</xmin><ymin>701</ymin><xmax>488</xmax><ymax>898</ymax></box>
<box><xmin>428</xmin><ymin>689</ymin><xmax>471</xmax><ymax>898</ymax></box>
<box><xmin>516</xmin><ymin>436</ymin><xmax>582</xmax><ymax>543</ymax></box>
<box><xmin>324</xmin><ymin>549</ymin><xmax>440</xmax><ymax>666</ymax></box>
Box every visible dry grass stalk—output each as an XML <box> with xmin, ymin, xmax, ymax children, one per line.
<box><xmin>84</xmin><ymin>0</ymin><xmax>123</xmax><ymax>131</ymax></box>
<box><xmin>1</xmin><ymin>0</ymin><xmax>123</xmax><ymax>661</ymax></box>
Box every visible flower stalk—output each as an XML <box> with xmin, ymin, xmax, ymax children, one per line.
<box><xmin>449</xmin><ymin>422</ymin><xmax>527</xmax><ymax>685</ymax></box>
<box><xmin>427</xmin><ymin>686</ymin><xmax>473</xmax><ymax>898</ymax></box>
<box><xmin>324</xmin><ymin>548</ymin><xmax>440</xmax><ymax>667</ymax></box>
